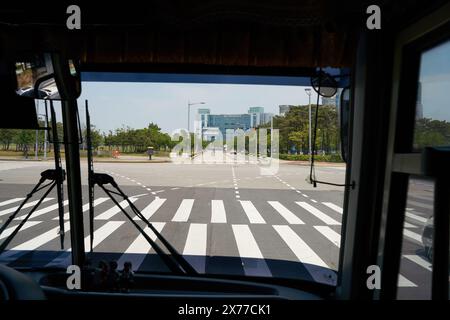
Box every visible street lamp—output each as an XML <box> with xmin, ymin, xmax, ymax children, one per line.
<box><xmin>187</xmin><ymin>101</ymin><xmax>205</xmax><ymax>133</ymax></box>
<box><xmin>304</xmin><ymin>88</ymin><xmax>312</xmax><ymax>164</ymax></box>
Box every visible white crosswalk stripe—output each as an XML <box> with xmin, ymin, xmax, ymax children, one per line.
<box><xmin>273</xmin><ymin>225</ymin><xmax>333</xmax><ymax>285</ymax></box>
<box><xmin>322</xmin><ymin>202</ymin><xmax>343</xmax><ymax>214</ymax></box>
<box><xmin>268</xmin><ymin>201</ymin><xmax>304</xmax><ymax>224</ymax></box>
<box><xmin>314</xmin><ymin>226</ymin><xmax>341</xmax><ymax>247</ymax></box>
<box><xmin>183</xmin><ymin>223</ymin><xmax>208</xmax><ymax>273</ymax></box>
<box><xmin>133</xmin><ymin>198</ymin><xmax>166</xmax><ymax>220</ymax></box>
<box><xmin>211</xmin><ymin>200</ymin><xmax>227</xmax><ymax>223</ymax></box>
<box><xmin>95</xmin><ymin>198</ymin><xmax>138</xmax><ymax>220</ymax></box>
<box><xmin>53</xmin><ymin>197</ymin><xmax>110</xmax><ymax>220</ymax></box>
<box><xmin>172</xmin><ymin>199</ymin><xmax>195</xmax><ymax>222</ymax></box>
<box><xmin>0</xmin><ymin>198</ymin><xmax>25</xmax><ymax>207</ymax></box>
<box><xmin>15</xmin><ymin>200</ymin><xmax>69</xmax><ymax>220</ymax></box>
<box><xmin>0</xmin><ymin>221</ymin><xmax>42</xmax><ymax>240</ymax></box>
<box><xmin>404</xmin><ymin>255</ymin><xmax>432</xmax><ymax>271</ymax></box>
<box><xmin>403</xmin><ymin>222</ymin><xmax>418</xmax><ymax>229</ymax></box>
<box><xmin>403</xmin><ymin>229</ymin><xmax>422</xmax><ymax>243</ymax></box>
<box><xmin>239</xmin><ymin>201</ymin><xmax>266</xmax><ymax>224</ymax></box>
<box><xmin>405</xmin><ymin>212</ymin><xmax>427</xmax><ymax>224</ymax></box>
<box><xmin>47</xmin><ymin>221</ymin><xmax>125</xmax><ymax>267</ymax></box>
<box><xmin>84</xmin><ymin>221</ymin><xmax>125</xmax><ymax>251</ymax></box>
<box><xmin>116</xmin><ymin>222</ymin><xmax>166</xmax><ymax>270</ymax></box>
<box><xmin>398</xmin><ymin>275</ymin><xmax>417</xmax><ymax>287</ymax></box>
<box><xmin>0</xmin><ymin>198</ymin><xmax>54</xmax><ymax>217</ymax></box>
<box><xmin>232</xmin><ymin>224</ymin><xmax>271</xmax><ymax>277</ymax></box>
<box><xmin>296</xmin><ymin>202</ymin><xmax>340</xmax><ymax>225</ymax></box>
<box><xmin>10</xmin><ymin>221</ymin><xmax>71</xmax><ymax>251</ymax></box>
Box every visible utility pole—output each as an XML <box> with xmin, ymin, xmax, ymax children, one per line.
<box><xmin>187</xmin><ymin>101</ymin><xmax>206</xmax><ymax>133</ymax></box>
<box><xmin>305</xmin><ymin>88</ymin><xmax>312</xmax><ymax>164</ymax></box>
<box><xmin>35</xmin><ymin>100</ymin><xmax>39</xmax><ymax>160</ymax></box>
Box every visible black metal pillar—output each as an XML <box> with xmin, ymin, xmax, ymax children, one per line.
<box><xmin>61</xmin><ymin>99</ymin><xmax>85</xmax><ymax>267</ymax></box>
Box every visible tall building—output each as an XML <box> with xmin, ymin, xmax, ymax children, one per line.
<box><xmin>195</xmin><ymin>107</ymin><xmax>273</xmax><ymax>141</ymax></box>
<box><xmin>194</xmin><ymin>108</ymin><xmax>210</xmax><ymax>137</ymax></box>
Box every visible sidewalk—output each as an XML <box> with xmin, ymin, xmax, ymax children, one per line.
<box><xmin>0</xmin><ymin>155</ymin><xmax>171</xmax><ymax>163</ymax></box>
<box><xmin>279</xmin><ymin>159</ymin><xmax>346</xmax><ymax>167</ymax></box>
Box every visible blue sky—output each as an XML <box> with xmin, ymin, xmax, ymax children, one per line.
<box><xmin>419</xmin><ymin>40</ymin><xmax>450</xmax><ymax>122</ymax></box>
<box><xmin>77</xmin><ymin>81</ymin><xmax>319</xmax><ymax>134</ymax></box>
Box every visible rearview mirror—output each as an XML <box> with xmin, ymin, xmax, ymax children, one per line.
<box><xmin>311</xmin><ymin>71</ymin><xmax>338</xmax><ymax>98</ymax></box>
<box><xmin>15</xmin><ymin>53</ymin><xmax>81</xmax><ymax>100</ymax></box>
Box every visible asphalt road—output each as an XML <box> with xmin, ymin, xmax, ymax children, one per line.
<box><xmin>0</xmin><ymin>159</ymin><xmax>436</xmax><ymax>299</ymax></box>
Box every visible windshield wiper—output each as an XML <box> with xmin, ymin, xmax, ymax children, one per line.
<box><xmin>85</xmin><ymin>102</ymin><xmax>197</xmax><ymax>275</ymax></box>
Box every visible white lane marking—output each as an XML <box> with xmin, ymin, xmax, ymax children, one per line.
<box><xmin>53</xmin><ymin>197</ymin><xmax>109</xmax><ymax>220</ymax></box>
<box><xmin>407</xmin><ymin>200</ymin><xmax>433</xmax><ymax>210</ymax></box>
<box><xmin>11</xmin><ymin>222</ymin><xmax>71</xmax><ymax>251</ymax></box>
<box><xmin>398</xmin><ymin>275</ymin><xmax>417</xmax><ymax>287</ymax></box>
<box><xmin>0</xmin><ymin>198</ymin><xmax>25</xmax><ymax>207</ymax></box>
<box><xmin>322</xmin><ymin>202</ymin><xmax>343</xmax><ymax>214</ymax></box>
<box><xmin>273</xmin><ymin>225</ymin><xmax>332</xmax><ymax>284</ymax></box>
<box><xmin>311</xmin><ymin>199</ymin><xmax>317</xmax><ymax>203</ymax></box>
<box><xmin>239</xmin><ymin>201</ymin><xmax>266</xmax><ymax>224</ymax></box>
<box><xmin>302</xmin><ymin>194</ymin><xmax>309</xmax><ymax>198</ymax></box>
<box><xmin>211</xmin><ymin>200</ymin><xmax>227</xmax><ymax>223</ymax></box>
<box><xmin>232</xmin><ymin>224</ymin><xmax>272</xmax><ymax>277</ymax></box>
<box><xmin>117</xmin><ymin>222</ymin><xmax>166</xmax><ymax>271</ymax></box>
<box><xmin>0</xmin><ymin>198</ymin><xmax>54</xmax><ymax>217</ymax></box>
<box><xmin>95</xmin><ymin>198</ymin><xmax>138</xmax><ymax>220</ymax></box>
<box><xmin>15</xmin><ymin>200</ymin><xmax>69</xmax><ymax>220</ymax></box>
<box><xmin>403</xmin><ymin>222</ymin><xmax>418</xmax><ymax>229</ymax></box>
<box><xmin>172</xmin><ymin>199</ymin><xmax>195</xmax><ymax>222</ymax></box>
<box><xmin>183</xmin><ymin>224</ymin><xmax>208</xmax><ymax>273</ymax></box>
<box><xmin>268</xmin><ymin>201</ymin><xmax>304</xmax><ymax>224</ymax></box>
<box><xmin>405</xmin><ymin>212</ymin><xmax>427</xmax><ymax>224</ymax></box>
<box><xmin>0</xmin><ymin>221</ymin><xmax>42</xmax><ymax>240</ymax></box>
<box><xmin>314</xmin><ymin>226</ymin><xmax>341</xmax><ymax>247</ymax></box>
<box><xmin>403</xmin><ymin>229</ymin><xmax>422</xmax><ymax>243</ymax></box>
<box><xmin>146</xmin><ymin>188</ymin><xmax>152</xmax><ymax>191</ymax></box>
<box><xmin>296</xmin><ymin>202</ymin><xmax>341</xmax><ymax>225</ymax></box>
<box><xmin>404</xmin><ymin>255</ymin><xmax>432</xmax><ymax>271</ymax></box>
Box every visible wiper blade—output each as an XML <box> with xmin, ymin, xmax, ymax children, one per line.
<box><xmin>49</xmin><ymin>100</ymin><xmax>66</xmax><ymax>249</ymax></box>
<box><xmin>95</xmin><ymin>174</ymin><xmax>197</xmax><ymax>275</ymax></box>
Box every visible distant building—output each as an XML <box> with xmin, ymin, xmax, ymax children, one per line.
<box><xmin>279</xmin><ymin>105</ymin><xmax>294</xmax><ymax>116</ymax></box>
<box><xmin>195</xmin><ymin>107</ymin><xmax>273</xmax><ymax>141</ymax></box>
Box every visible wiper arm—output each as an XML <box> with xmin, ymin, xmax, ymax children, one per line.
<box><xmin>94</xmin><ymin>173</ymin><xmax>197</xmax><ymax>275</ymax></box>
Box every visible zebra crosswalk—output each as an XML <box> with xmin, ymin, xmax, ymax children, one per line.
<box><xmin>0</xmin><ymin>191</ymin><xmax>435</xmax><ymax>288</ymax></box>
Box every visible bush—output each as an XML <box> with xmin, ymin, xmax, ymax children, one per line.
<box><xmin>279</xmin><ymin>153</ymin><xmax>343</xmax><ymax>162</ymax></box>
